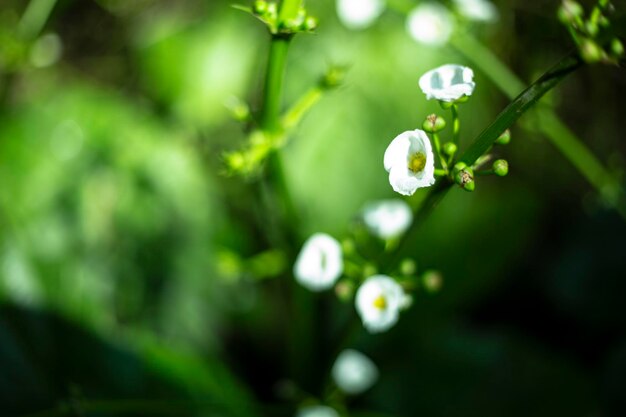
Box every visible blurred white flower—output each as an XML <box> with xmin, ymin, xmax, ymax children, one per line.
<box><xmin>336</xmin><ymin>0</ymin><xmax>386</xmax><ymax>30</ymax></box>
<box><xmin>296</xmin><ymin>405</ymin><xmax>340</xmax><ymax>417</ymax></box>
<box><xmin>419</xmin><ymin>64</ymin><xmax>476</xmax><ymax>102</ymax></box>
<box><xmin>453</xmin><ymin>0</ymin><xmax>499</xmax><ymax>22</ymax></box>
<box><xmin>363</xmin><ymin>199</ymin><xmax>413</xmax><ymax>239</ymax></box>
<box><xmin>356</xmin><ymin>275</ymin><xmax>405</xmax><ymax>333</ymax></box>
<box><xmin>384</xmin><ymin>129</ymin><xmax>435</xmax><ymax>196</ymax></box>
<box><xmin>406</xmin><ymin>2</ymin><xmax>454</xmax><ymax>46</ymax></box>
<box><xmin>332</xmin><ymin>349</ymin><xmax>379</xmax><ymax>394</ymax></box>
<box><xmin>294</xmin><ymin>233</ymin><xmax>343</xmax><ymax>291</ymax></box>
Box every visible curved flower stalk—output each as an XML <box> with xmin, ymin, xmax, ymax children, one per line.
<box><xmin>336</xmin><ymin>0</ymin><xmax>386</xmax><ymax>30</ymax></box>
<box><xmin>362</xmin><ymin>199</ymin><xmax>413</xmax><ymax>239</ymax></box>
<box><xmin>419</xmin><ymin>64</ymin><xmax>476</xmax><ymax>102</ymax></box>
<box><xmin>331</xmin><ymin>349</ymin><xmax>379</xmax><ymax>394</ymax></box>
<box><xmin>406</xmin><ymin>2</ymin><xmax>454</xmax><ymax>46</ymax></box>
<box><xmin>294</xmin><ymin>233</ymin><xmax>343</xmax><ymax>291</ymax></box>
<box><xmin>355</xmin><ymin>275</ymin><xmax>406</xmax><ymax>333</ymax></box>
<box><xmin>452</xmin><ymin>0</ymin><xmax>499</xmax><ymax>22</ymax></box>
<box><xmin>384</xmin><ymin>129</ymin><xmax>436</xmax><ymax>196</ymax></box>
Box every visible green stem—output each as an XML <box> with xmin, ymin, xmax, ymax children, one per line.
<box><xmin>450</xmin><ymin>104</ymin><xmax>460</xmax><ymax>146</ymax></box>
<box><xmin>260</xmin><ymin>37</ymin><xmax>291</xmax><ymax>133</ymax></box>
<box><xmin>17</xmin><ymin>0</ymin><xmax>58</xmax><ymax>40</ymax></box>
<box><xmin>431</xmin><ymin>133</ymin><xmax>448</xmax><ymax>172</ymax></box>
<box><xmin>278</xmin><ymin>0</ymin><xmax>303</xmax><ymax>23</ymax></box>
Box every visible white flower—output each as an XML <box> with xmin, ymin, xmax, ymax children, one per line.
<box><xmin>355</xmin><ymin>275</ymin><xmax>405</xmax><ymax>333</ymax></box>
<box><xmin>296</xmin><ymin>405</ymin><xmax>340</xmax><ymax>417</ymax></box>
<box><xmin>453</xmin><ymin>0</ymin><xmax>499</xmax><ymax>22</ymax></box>
<box><xmin>363</xmin><ymin>199</ymin><xmax>413</xmax><ymax>239</ymax></box>
<box><xmin>336</xmin><ymin>0</ymin><xmax>386</xmax><ymax>30</ymax></box>
<box><xmin>418</xmin><ymin>64</ymin><xmax>476</xmax><ymax>102</ymax></box>
<box><xmin>332</xmin><ymin>349</ymin><xmax>379</xmax><ymax>394</ymax></box>
<box><xmin>384</xmin><ymin>129</ymin><xmax>436</xmax><ymax>196</ymax></box>
<box><xmin>294</xmin><ymin>233</ymin><xmax>343</xmax><ymax>291</ymax></box>
<box><xmin>406</xmin><ymin>2</ymin><xmax>454</xmax><ymax>46</ymax></box>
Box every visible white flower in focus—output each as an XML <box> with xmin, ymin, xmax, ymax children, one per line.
<box><xmin>419</xmin><ymin>64</ymin><xmax>476</xmax><ymax>102</ymax></box>
<box><xmin>296</xmin><ymin>405</ymin><xmax>340</xmax><ymax>417</ymax></box>
<box><xmin>384</xmin><ymin>129</ymin><xmax>436</xmax><ymax>196</ymax></box>
<box><xmin>406</xmin><ymin>3</ymin><xmax>454</xmax><ymax>46</ymax></box>
<box><xmin>337</xmin><ymin>0</ymin><xmax>386</xmax><ymax>30</ymax></box>
<box><xmin>294</xmin><ymin>233</ymin><xmax>343</xmax><ymax>291</ymax></box>
<box><xmin>356</xmin><ymin>275</ymin><xmax>405</xmax><ymax>333</ymax></box>
<box><xmin>453</xmin><ymin>0</ymin><xmax>499</xmax><ymax>22</ymax></box>
<box><xmin>332</xmin><ymin>349</ymin><xmax>379</xmax><ymax>395</ymax></box>
<box><xmin>363</xmin><ymin>199</ymin><xmax>413</xmax><ymax>239</ymax></box>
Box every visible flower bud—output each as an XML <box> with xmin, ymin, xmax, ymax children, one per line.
<box><xmin>493</xmin><ymin>159</ymin><xmax>509</xmax><ymax>176</ymax></box>
<box><xmin>454</xmin><ymin>164</ymin><xmax>475</xmax><ymax>191</ymax></box>
<box><xmin>496</xmin><ymin>129</ymin><xmax>511</xmax><ymax>145</ymax></box>
<box><xmin>422</xmin><ymin>270</ymin><xmax>443</xmax><ymax>293</ymax></box>
<box><xmin>581</xmin><ymin>39</ymin><xmax>603</xmax><ymax>63</ymax></box>
<box><xmin>422</xmin><ymin>114</ymin><xmax>446</xmax><ymax>133</ymax></box>
<box><xmin>557</xmin><ymin>0</ymin><xmax>583</xmax><ymax>24</ymax></box>
<box><xmin>303</xmin><ymin>16</ymin><xmax>318</xmax><ymax>31</ymax></box>
<box><xmin>611</xmin><ymin>38</ymin><xmax>624</xmax><ymax>57</ymax></box>
<box><xmin>253</xmin><ymin>0</ymin><xmax>268</xmax><ymax>15</ymax></box>
<box><xmin>362</xmin><ymin>263</ymin><xmax>377</xmax><ymax>278</ymax></box>
<box><xmin>443</xmin><ymin>142</ymin><xmax>457</xmax><ymax>156</ymax></box>
<box><xmin>266</xmin><ymin>2</ymin><xmax>278</xmax><ymax>17</ymax></box>
<box><xmin>320</xmin><ymin>66</ymin><xmax>345</xmax><ymax>89</ymax></box>
<box><xmin>335</xmin><ymin>280</ymin><xmax>355</xmax><ymax>302</ymax></box>
<box><xmin>400</xmin><ymin>258</ymin><xmax>417</xmax><ymax>276</ymax></box>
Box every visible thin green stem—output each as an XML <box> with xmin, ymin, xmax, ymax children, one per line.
<box><xmin>260</xmin><ymin>37</ymin><xmax>291</xmax><ymax>133</ymax></box>
<box><xmin>17</xmin><ymin>0</ymin><xmax>57</xmax><ymax>40</ymax></box>
<box><xmin>282</xmin><ymin>86</ymin><xmax>323</xmax><ymax>130</ymax></box>
<box><xmin>431</xmin><ymin>133</ymin><xmax>448</xmax><ymax>172</ymax></box>
<box><xmin>450</xmin><ymin>104</ymin><xmax>460</xmax><ymax>146</ymax></box>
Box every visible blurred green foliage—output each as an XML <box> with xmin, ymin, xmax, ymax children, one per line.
<box><xmin>1</xmin><ymin>0</ymin><xmax>626</xmax><ymax>416</ymax></box>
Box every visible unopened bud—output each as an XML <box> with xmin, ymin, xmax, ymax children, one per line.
<box><xmin>422</xmin><ymin>114</ymin><xmax>446</xmax><ymax>133</ymax></box>
<box><xmin>557</xmin><ymin>0</ymin><xmax>583</xmax><ymax>24</ymax></box>
<box><xmin>422</xmin><ymin>270</ymin><xmax>443</xmax><ymax>293</ymax></box>
<box><xmin>611</xmin><ymin>38</ymin><xmax>624</xmax><ymax>57</ymax></box>
<box><xmin>493</xmin><ymin>159</ymin><xmax>509</xmax><ymax>176</ymax></box>
<box><xmin>303</xmin><ymin>16</ymin><xmax>318</xmax><ymax>31</ymax></box>
<box><xmin>581</xmin><ymin>39</ymin><xmax>603</xmax><ymax>63</ymax></box>
<box><xmin>496</xmin><ymin>129</ymin><xmax>511</xmax><ymax>145</ymax></box>
<box><xmin>335</xmin><ymin>280</ymin><xmax>355</xmax><ymax>302</ymax></box>
<box><xmin>400</xmin><ymin>258</ymin><xmax>417</xmax><ymax>276</ymax></box>
<box><xmin>443</xmin><ymin>142</ymin><xmax>457</xmax><ymax>156</ymax></box>
<box><xmin>253</xmin><ymin>0</ymin><xmax>268</xmax><ymax>15</ymax></box>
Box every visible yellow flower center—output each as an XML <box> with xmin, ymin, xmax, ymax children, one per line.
<box><xmin>408</xmin><ymin>152</ymin><xmax>426</xmax><ymax>173</ymax></box>
<box><xmin>372</xmin><ymin>295</ymin><xmax>387</xmax><ymax>310</ymax></box>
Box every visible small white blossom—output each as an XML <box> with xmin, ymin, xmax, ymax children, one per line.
<box><xmin>336</xmin><ymin>0</ymin><xmax>386</xmax><ymax>30</ymax></box>
<box><xmin>384</xmin><ymin>129</ymin><xmax>436</xmax><ymax>196</ymax></box>
<box><xmin>355</xmin><ymin>275</ymin><xmax>406</xmax><ymax>333</ymax></box>
<box><xmin>406</xmin><ymin>3</ymin><xmax>454</xmax><ymax>46</ymax></box>
<box><xmin>453</xmin><ymin>0</ymin><xmax>499</xmax><ymax>22</ymax></box>
<box><xmin>419</xmin><ymin>64</ymin><xmax>476</xmax><ymax>102</ymax></box>
<box><xmin>296</xmin><ymin>405</ymin><xmax>340</xmax><ymax>417</ymax></box>
<box><xmin>363</xmin><ymin>199</ymin><xmax>413</xmax><ymax>239</ymax></box>
<box><xmin>332</xmin><ymin>349</ymin><xmax>379</xmax><ymax>395</ymax></box>
<box><xmin>294</xmin><ymin>233</ymin><xmax>343</xmax><ymax>291</ymax></box>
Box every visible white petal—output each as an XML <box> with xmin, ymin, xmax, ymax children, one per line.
<box><xmin>337</xmin><ymin>0</ymin><xmax>386</xmax><ymax>30</ymax></box>
<box><xmin>355</xmin><ymin>275</ymin><xmax>406</xmax><ymax>333</ymax></box>
<box><xmin>453</xmin><ymin>0</ymin><xmax>499</xmax><ymax>22</ymax></box>
<box><xmin>294</xmin><ymin>234</ymin><xmax>343</xmax><ymax>291</ymax></box>
<box><xmin>418</xmin><ymin>64</ymin><xmax>476</xmax><ymax>102</ymax></box>
<box><xmin>296</xmin><ymin>405</ymin><xmax>340</xmax><ymax>417</ymax></box>
<box><xmin>406</xmin><ymin>3</ymin><xmax>454</xmax><ymax>46</ymax></box>
<box><xmin>332</xmin><ymin>349</ymin><xmax>379</xmax><ymax>395</ymax></box>
<box><xmin>384</xmin><ymin>129</ymin><xmax>436</xmax><ymax>196</ymax></box>
<box><xmin>363</xmin><ymin>199</ymin><xmax>413</xmax><ymax>239</ymax></box>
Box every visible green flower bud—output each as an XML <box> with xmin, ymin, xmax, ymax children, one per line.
<box><xmin>557</xmin><ymin>0</ymin><xmax>583</xmax><ymax>24</ymax></box>
<box><xmin>422</xmin><ymin>114</ymin><xmax>446</xmax><ymax>133</ymax></box>
<box><xmin>581</xmin><ymin>39</ymin><xmax>603</xmax><ymax>63</ymax></box>
<box><xmin>443</xmin><ymin>142</ymin><xmax>457</xmax><ymax>156</ymax></box>
<box><xmin>303</xmin><ymin>16</ymin><xmax>318</xmax><ymax>31</ymax></box>
<box><xmin>611</xmin><ymin>38</ymin><xmax>624</xmax><ymax>57</ymax></box>
<box><xmin>585</xmin><ymin>20</ymin><xmax>599</xmax><ymax>37</ymax></box>
<box><xmin>400</xmin><ymin>258</ymin><xmax>417</xmax><ymax>276</ymax></box>
<box><xmin>422</xmin><ymin>270</ymin><xmax>443</xmax><ymax>293</ymax></box>
<box><xmin>493</xmin><ymin>159</ymin><xmax>509</xmax><ymax>176</ymax></box>
<box><xmin>266</xmin><ymin>2</ymin><xmax>277</xmax><ymax>17</ymax></box>
<box><xmin>320</xmin><ymin>66</ymin><xmax>345</xmax><ymax>89</ymax></box>
<box><xmin>335</xmin><ymin>280</ymin><xmax>355</xmax><ymax>302</ymax></box>
<box><xmin>454</xmin><ymin>165</ymin><xmax>475</xmax><ymax>191</ymax></box>
<box><xmin>362</xmin><ymin>263</ymin><xmax>377</xmax><ymax>278</ymax></box>
<box><xmin>454</xmin><ymin>161</ymin><xmax>467</xmax><ymax>171</ymax></box>
<box><xmin>253</xmin><ymin>0</ymin><xmax>268</xmax><ymax>15</ymax></box>
<box><xmin>496</xmin><ymin>129</ymin><xmax>511</xmax><ymax>145</ymax></box>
